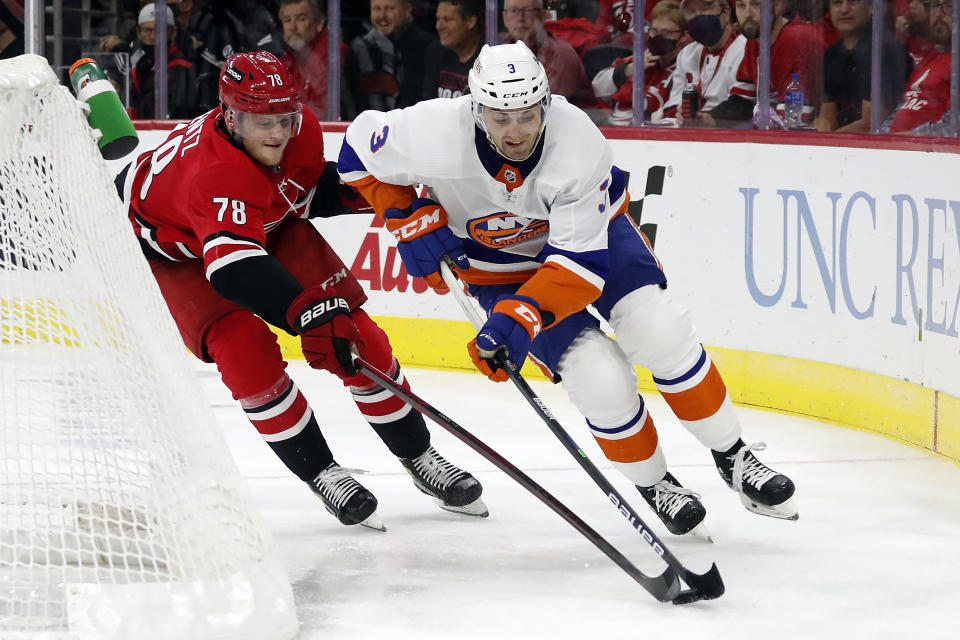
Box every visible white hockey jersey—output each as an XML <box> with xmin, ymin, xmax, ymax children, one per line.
<box><xmin>338</xmin><ymin>96</ymin><xmax>629</xmax><ymax>300</ymax></box>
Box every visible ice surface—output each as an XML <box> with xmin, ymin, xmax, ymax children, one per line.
<box><xmin>199</xmin><ymin>362</ymin><xmax>960</xmax><ymax>640</ymax></box>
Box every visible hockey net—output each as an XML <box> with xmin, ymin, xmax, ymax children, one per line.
<box><xmin>0</xmin><ymin>55</ymin><xmax>298</xmax><ymax>639</ymax></box>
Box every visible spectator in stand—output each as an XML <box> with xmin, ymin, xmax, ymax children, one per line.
<box><xmin>796</xmin><ymin>0</ymin><xmax>841</xmax><ymax>46</ymax></box>
<box><xmin>812</xmin><ymin>0</ymin><xmax>907</xmax><ymax>132</ymax></box>
<box><xmin>591</xmin><ymin>0</ymin><xmax>689</xmax><ymax>125</ymax></box>
<box><xmin>279</xmin><ymin>0</ymin><xmax>346</xmax><ymax>119</ymax></box>
<box><xmin>663</xmin><ymin>0</ymin><xmax>747</xmax><ymax>127</ymax></box>
<box><xmin>597</xmin><ymin>0</ymin><xmax>647</xmax><ymax>45</ymax></box>
<box><xmin>0</xmin><ymin>4</ymin><xmax>23</xmax><ymax>60</ymax></box>
<box><xmin>895</xmin><ymin>0</ymin><xmax>935</xmax><ymax>68</ymax></box>
<box><xmin>704</xmin><ymin>0</ymin><xmax>823</xmax><ymax>128</ymax></box>
<box><xmin>502</xmin><ymin>0</ymin><xmax>599</xmax><ymax>114</ymax></box>
<box><xmin>541</xmin><ymin>1</ymin><xmax>610</xmax><ymax>58</ymax></box>
<box><xmin>422</xmin><ymin>0</ymin><xmax>483</xmax><ymax>99</ymax></box>
<box><xmin>128</xmin><ymin>2</ymin><xmax>197</xmax><ymax>119</ymax></box>
<box><xmin>343</xmin><ymin>0</ymin><xmax>437</xmax><ymax>118</ymax></box>
<box><xmin>187</xmin><ymin>0</ymin><xmax>273</xmax><ymax>113</ymax></box>
<box><xmin>884</xmin><ymin>0</ymin><xmax>952</xmax><ymax>134</ymax></box>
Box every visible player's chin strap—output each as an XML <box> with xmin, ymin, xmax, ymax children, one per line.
<box><xmin>439</xmin><ymin>260</ymin><xmax>725</xmax><ymax>606</ymax></box>
<box><xmin>348</xmin><ymin>352</ymin><xmax>681</xmax><ymax>604</ymax></box>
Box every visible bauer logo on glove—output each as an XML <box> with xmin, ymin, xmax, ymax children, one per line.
<box><xmin>298</xmin><ymin>297</ymin><xmax>350</xmax><ymax>326</ymax></box>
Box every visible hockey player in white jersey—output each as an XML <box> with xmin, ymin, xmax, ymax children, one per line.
<box><xmin>338</xmin><ymin>41</ymin><xmax>797</xmax><ymax>537</ymax></box>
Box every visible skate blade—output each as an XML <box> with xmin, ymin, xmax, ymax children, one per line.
<box><xmin>435</xmin><ymin>496</ymin><xmax>489</xmax><ymax>518</ymax></box>
<box><xmin>684</xmin><ymin>522</ymin><xmax>714</xmax><ymax>543</ymax></box>
<box><xmin>359</xmin><ymin>512</ymin><xmax>387</xmax><ymax>532</ymax></box>
<box><xmin>740</xmin><ymin>494</ymin><xmax>799</xmax><ymax>521</ymax></box>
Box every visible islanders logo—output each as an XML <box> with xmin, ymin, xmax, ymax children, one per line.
<box><xmin>468</xmin><ymin>212</ymin><xmax>548</xmax><ymax>249</ymax></box>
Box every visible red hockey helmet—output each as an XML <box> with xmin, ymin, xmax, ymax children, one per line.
<box><xmin>219</xmin><ymin>51</ymin><xmax>302</xmax><ymax>136</ymax></box>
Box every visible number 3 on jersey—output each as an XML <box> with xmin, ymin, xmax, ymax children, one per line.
<box><xmin>213</xmin><ymin>197</ymin><xmax>247</xmax><ymax>224</ymax></box>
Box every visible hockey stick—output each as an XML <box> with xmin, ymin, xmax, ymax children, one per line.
<box><xmin>439</xmin><ymin>261</ymin><xmax>724</xmax><ymax>605</ymax></box>
<box><xmin>351</xmin><ymin>354</ymin><xmax>682</xmax><ymax>603</ymax></box>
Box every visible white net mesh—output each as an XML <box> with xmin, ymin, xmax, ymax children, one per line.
<box><xmin>0</xmin><ymin>55</ymin><xmax>297</xmax><ymax>639</ymax></box>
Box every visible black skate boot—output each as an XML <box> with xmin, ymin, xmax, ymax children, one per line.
<box><xmin>637</xmin><ymin>472</ymin><xmax>710</xmax><ymax>540</ymax></box>
<box><xmin>712</xmin><ymin>440</ymin><xmax>798</xmax><ymax>521</ymax></box>
<box><xmin>399</xmin><ymin>446</ymin><xmax>488</xmax><ymax>517</ymax></box>
<box><xmin>310</xmin><ymin>463</ymin><xmax>385</xmax><ymax>531</ymax></box>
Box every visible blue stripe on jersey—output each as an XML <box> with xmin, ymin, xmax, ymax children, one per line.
<box><xmin>539</xmin><ymin>244</ymin><xmax>609</xmax><ymax>281</ymax></box>
<box><xmin>609</xmin><ymin>165</ymin><xmax>626</xmax><ymax>204</ymax></box>
<box><xmin>337</xmin><ymin>138</ymin><xmax>368</xmax><ymax>175</ymax></box>
<box><xmin>652</xmin><ymin>346</ymin><xmax>706</xmax><ymax>386</ymax></box>
<box><xmin>462</xmin><ymin>236</ymin><xmax>540</xmax><ymax>265</ymax></box>
<box><xmin>587</xmin><ymin>401</ymin><xmax>645</xmax><ymax>434</ymax></box>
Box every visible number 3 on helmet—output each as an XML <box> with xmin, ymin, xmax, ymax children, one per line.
<box><xmin>219</xmin><ymin>51</ymin><xmax>303</xmax><ymax>139</ymax></box>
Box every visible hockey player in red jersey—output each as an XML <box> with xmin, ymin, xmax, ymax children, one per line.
<box><xmin>339</xmin><ymin>42</ymin><xmax>798</xmax><ymax>540</ymax></box>
<box><xmin>116</xmin><ymin>51</ymin><xmax>486</xmax><ymax>531</ymax></box>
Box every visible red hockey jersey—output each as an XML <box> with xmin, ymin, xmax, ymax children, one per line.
<box><xmin>890</xmin><ymin>50</ymin><xmax>951</xmax><ymax>133</ymax></box>
<box><xmin>124</xmin><ymin>107</ymin><xmax>326</xmax><ymax>281</ymax></box>
<box><xmin>728</xmin><ymin>19</ymin><xmax>824</xmax><ymax>121</ymax></box>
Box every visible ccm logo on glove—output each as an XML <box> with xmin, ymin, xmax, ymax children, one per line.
<box><xmin>389</xmin><ymin>206</ymin><xmax>442</xmax><ymax>241</ymax></box>
<box><xmin>509</xmin><ymin>302</ymin><xmax>541</xmax><ymax>338</ymax></box>
<box><xmin>298</xmin><ymin>297</ymin><xmax>350</xmax><ymax>327</ymax></box>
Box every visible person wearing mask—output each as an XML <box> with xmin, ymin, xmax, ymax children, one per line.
<box><xmin>591</xmin><ymin>0</ymin><xmax>689</xmax><ymax>125</ymax></box>
<box><xmin>661</xmin><ymin>0</ymin><xmax>746</xmax><ymax>126</ymax></box>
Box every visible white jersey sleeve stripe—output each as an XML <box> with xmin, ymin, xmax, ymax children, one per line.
<box><xmin>544</xmin><ymin>253</ymin><xmax>606</xmax><ymax>291</ymax></box>
<box><xmin>205</xmin><ymin>248</ymin><xmax>269</xmax><ymax>280</ymax></box>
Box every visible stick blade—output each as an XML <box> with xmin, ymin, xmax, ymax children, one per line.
<box><xmin>672</xmin><ymin>563</ymin><xmax>725</xmax><ymax>605</ymax></box>
<box><xmin>642</xmin><ymin>566</ymin><xmax>682</xmax><ymax>603</ymax></box>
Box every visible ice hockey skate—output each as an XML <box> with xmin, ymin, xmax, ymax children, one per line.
<box><xmin>637</xmin><ymin>472</ymin><xmax>712</xmax><ymax>541</ymax></box>
<box><xmin>400</xmin><ymin>446</ymin><xmax>488</xmax><ymax>517</ymax></box>
<box><xmin>713</xmin><ymin>440</ymin><xmax>798</xmax><ymax>520</ymax></box>
<box><xmin>310</xmin><ymin>463</ymin><xmax>386</xmax><ymax>531</ymax></box>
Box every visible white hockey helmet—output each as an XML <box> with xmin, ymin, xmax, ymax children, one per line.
<box><xmin>468</xmin><ymin>42</ymin><xmax>551</xmax><ymax>159</ymax></box>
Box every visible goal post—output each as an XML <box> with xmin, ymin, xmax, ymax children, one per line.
<box><xmin>0</xmin><ymin>55</ymin><xmax>299</xmax><ymax>640</ymax></box>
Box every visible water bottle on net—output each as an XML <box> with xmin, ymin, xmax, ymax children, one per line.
<box><xmin>68</xmin><ymin>57</ymin><xmax>139</xmax><ymax>160</ymax></box>
<box><xmin>784</xmin><ymin>74</ymin><xmax>805</xmax><ymax>129</ymax></box>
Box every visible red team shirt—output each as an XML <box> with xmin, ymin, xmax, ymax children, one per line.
<box><xmin>125</xmin><ymin>107</ymin><xmax>326</xmax><ymax>281</ymax></box>
<box><xmin>890</xmin><ymin>50</ymin><xmax>952</xmax><ymax>133</ymax></box>
<box><xmin>728</xmin><ymin>19</ymin><xmax>824</xmax><ymax>118</ymax></box>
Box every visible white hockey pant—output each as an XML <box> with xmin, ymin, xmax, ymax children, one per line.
<box><xmin>607</xmin><ymin>284</ymin><xmax>741</xmax><ymax>452</ymax></box>
<box><xmin>556</xmin><ymin>327</ymin><xmax>666</xmax><ymax>487</ymax></box>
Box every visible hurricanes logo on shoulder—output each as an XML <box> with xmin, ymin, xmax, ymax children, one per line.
<box><xmin>468</xmin><ymin>212</ymin><xmax>548</xmax><ymax>248</ymax></box>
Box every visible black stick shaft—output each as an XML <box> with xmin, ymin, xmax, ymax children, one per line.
<box><xmin>499</xmin><ymin>357</ymin><xmax>722</xmax><ymax>599</ymax></box>
<box><xmin>437</xmin><ymin>261</ymin><xmax>723</xmax><ymax>602</ymax></box>
<box><xmin>353</xmin><ymin>356</ymin><xmax>681</xmax><ymax>602</ymax></box>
